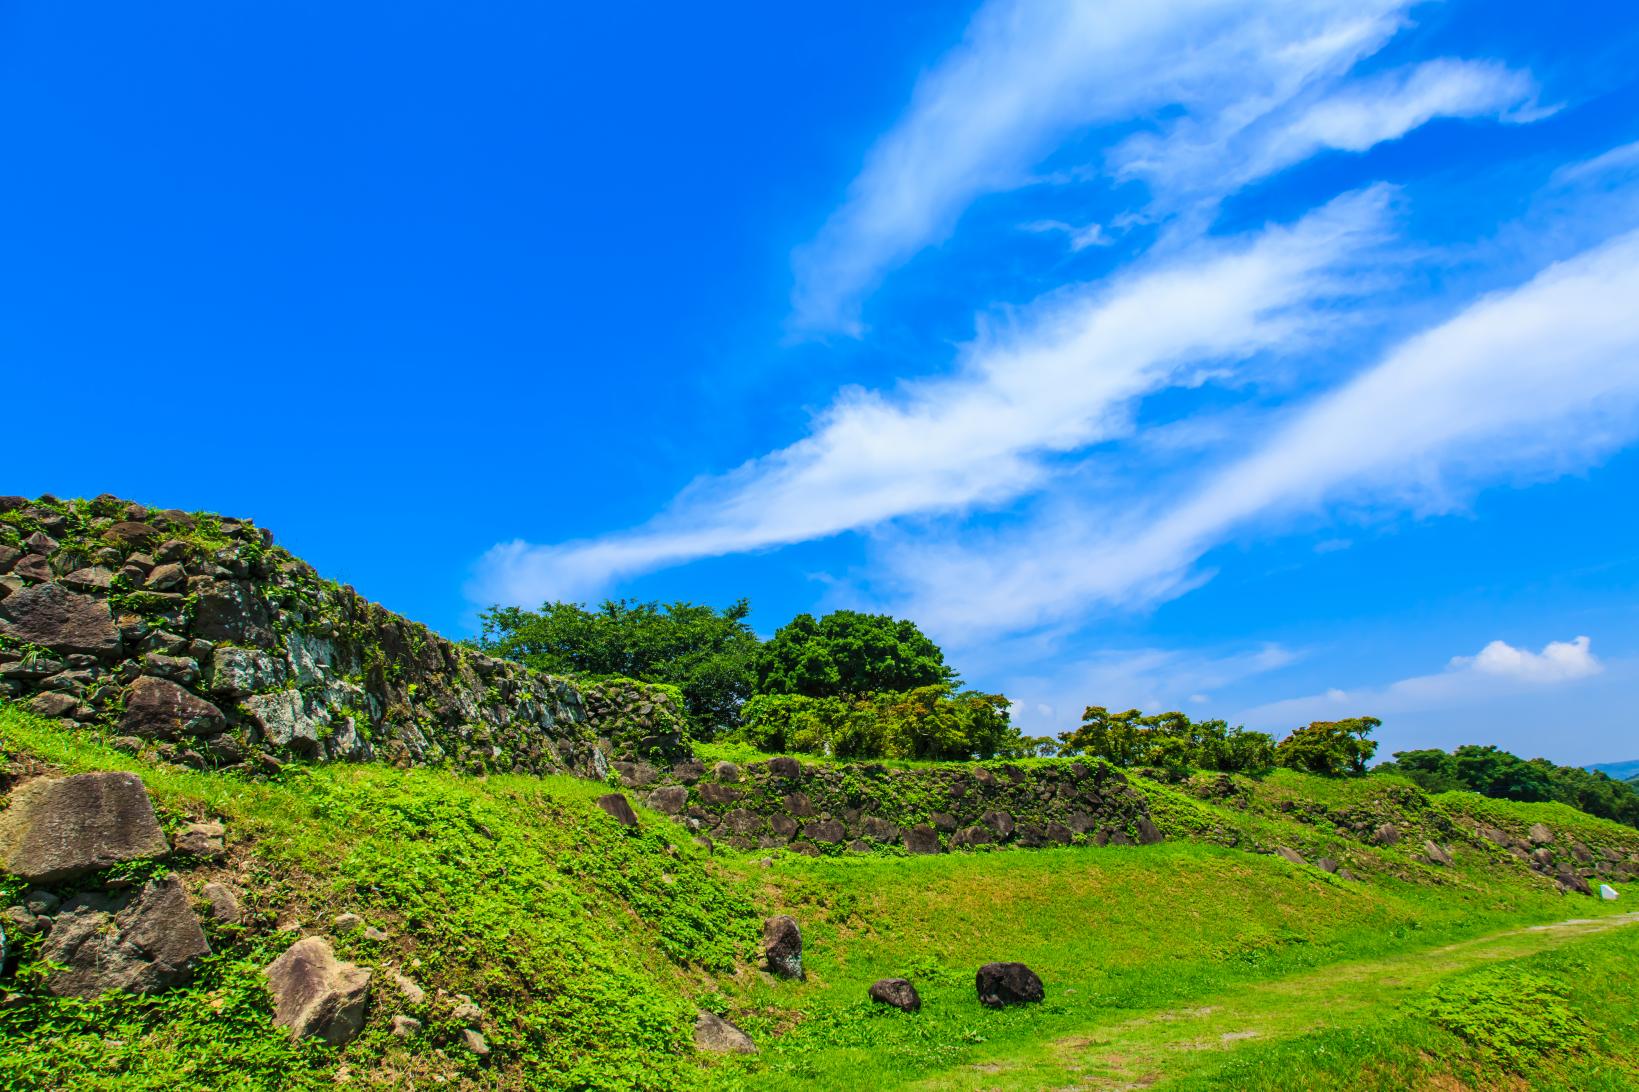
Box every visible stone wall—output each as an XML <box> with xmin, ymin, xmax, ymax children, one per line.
<box><xmin>624</xmin><ymin>753</ymin><xmax>1161</xmax><ymax>855</ymax></box>
<box><xmin>0</xmin><ymin>494</ymin><xmax>680</xmax><ymax>778</ymax></box>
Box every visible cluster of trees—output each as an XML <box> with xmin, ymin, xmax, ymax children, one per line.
<box><xmin>1050</xmin><ymin>708</ymin><xmax>1380</xmax><ymax>777</ymax></box>
<box><xmin>480</xmin><ymin>600</ymin><xmax>1634</xmax><ymax>831</ymax></box>
<box><xmin>480</xmin><ymin>600</ymin><xmax>1015</xmax><ymax>759</ymax></box>
<box><xmin>737</xmin><ymin>687</ymin><xmax>1017</xmax><ymax>761</ymax></box>
<box><xmin>1378</xmin><ymin>745</ymin><xmax>1639</xmax><ymax>827</ymax></box>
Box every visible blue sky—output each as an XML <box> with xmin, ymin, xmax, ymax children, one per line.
<box><xmin>6</xmin><ymin>1</ymin><xmax>1639</xmax><ymax>763</ymax></box>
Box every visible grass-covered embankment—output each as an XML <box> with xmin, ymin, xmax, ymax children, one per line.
<box><xmin>0</xmin><ymin>703</ymin><xmax>759</xmax><ymax>1091</ymax></box>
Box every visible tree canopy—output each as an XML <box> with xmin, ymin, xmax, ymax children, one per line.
<box><xmin>1055</xmin><ymin>706</ymin><xmax>1276</xmax><ymax>774</ymax></box>
<box><xmin>755</xmin><ymin>610</ymin><xmax>956</xmax><ymax>698</ymax></box>
<box><xmin>477</xmin><ymin>598</ymin><xmax>759</xmax><ymax>737</ymax></box>
<box><xmin>1274</xmin><ymin>717</ymin><xmax>1380</xmax><ymax>777</ymax></box>
<box><xmin>735</xmin><ymin>684</ymin><xmax>1020</xmax><ymax>761</ymax></box>
<box><xmin>1380</xmin><ymin>744</ymin><xmax>1639</xmax><ymax>827</ymax></box>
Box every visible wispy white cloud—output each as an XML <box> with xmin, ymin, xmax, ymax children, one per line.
<box><xmin>790</xmin><ymin>0</ymin><xmax>1417</xmax><ymax>332</ymax></box>
<box><xmin>1240</xmin><ymin>635</ymin><xmax>1602</xmax><ymax>729</ymax></box>
<box><xmin>471</xmin><ymin>190</ymin><xmax>1392</xmax><ymax>607</ymax></box>
<box><xmin>1116</xmin><ymin>58</ymin><xmax>1544</xmax><ymax>208</ymax></box>
<box><xmin>881</xmin><ymin>225</ymin><xmax>1639</xmax><ymax>635</ymax></box>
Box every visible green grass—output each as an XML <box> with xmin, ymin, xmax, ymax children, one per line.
<box><xmin>0</xmin><ymin>703</ymin><xmax>759</xmax><ymax>1090</ymax></box>
<box><xmin>5</xmin><ymin>704</ymin><xmax>1639</xmax><ymax>1090</ymax></box>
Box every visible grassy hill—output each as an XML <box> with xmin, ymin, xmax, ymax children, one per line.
<box><xmin>5</xmin><ymin>493</ymin><xmax>1639</xmax><ymax>1089</ymax></box>
<box><xmin>6</xmin><ymin>703</ymin><xmax>1639</xmax><ymax>1090</ymax></box>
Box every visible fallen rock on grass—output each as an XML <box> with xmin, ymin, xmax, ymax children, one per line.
<box><xmin>763</xmin><ymin>914</ymin><xmax>804</xmax><ymax>980</ymax></box>
<box><xmin>264</xmin><ymin>936</ymin><xmax>372</xmax><ymax>1045</ymax></box>
<box><xmin>43</xmin><ymin>877</ymin><xmax>211</xmax><ymax>997</ymax></box>
<box><xmin>868</xmin><ymin>978</ymin><xmax>921</xmax><ymax>1013</ymax></box>
<box><xmin>976</xmin><ymin>962</ymin><xmax>1044</xmax><ymax>1008</ymax></box>
<box><xmin>0</xmin><ymin>770</ymin><xmax>170</xmax><ymax>884</ymax></box>
<box><xmin>694</xmin><ymin>1010</ymin><xmax>757</xmax><ymax>1053</ymax></box>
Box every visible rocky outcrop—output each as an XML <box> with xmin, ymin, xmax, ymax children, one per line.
<box><xmin>869</xmin><ymin>977</ymin><xmax>921</xmax><ymax>1013</ymax></box>
<box><xmin>635</xmin><ymin>755</ymin><xmax>1158</xmax><ymax>856</ymax></box>
<box><xmin>0</xmin><ymin>494</ymin><xmax>682</xmax><ymax>777</ymax></box>
<box><xmin>0</xmin><ymin>771</ymin><xmax>170</xmax><ymax>884</ymax></box>
<box><xmin>42</xmin><ymin>878</ymin><xmax>211</xmax><ymax>997</ymax></box>
<box><xmin>975</xmin><ymin>962</ymin><xmax>1044</xmax><ymax>1008</ymax></box>
<box><xmin>693</xmin><ymin>1010</ymin><xmax>757</xmax><ymax>1053</ymax></box>
<box><xmin>763</xmin><ymin>915</ymin><xmax>803</xmax><ymax>980</ymax></box>
<box><xmin>264</xmin><ymin>936</ymin><xmax>372</xmax><ymax>1045</ymax></box>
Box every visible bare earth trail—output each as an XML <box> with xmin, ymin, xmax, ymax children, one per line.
<box><xmin>918</xmin><ymin>911</ymin><xmax>1639</xmax><ymax>1090</ymax></box>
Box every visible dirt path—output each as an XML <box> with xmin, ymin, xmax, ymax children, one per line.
<box><xmin>926</xmin><ymin>911</ymin><xmax>1639</xmax><ymax>1090</ymax></box>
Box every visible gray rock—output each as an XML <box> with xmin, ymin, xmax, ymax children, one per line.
<box><xmin>42</xmin><ymin>878</ymin><xmax>211</xmax><ymax>997</ymax></box>
<box><xmin>1135</xmin><ymin>816</ymin><xmax>1165</xmax><ymax>845</ymax></box>
<box><xmin>595</xmin><ymin>793</ymin><xmax>639</xmax><ymax>828</ymax></box>
<box><xmin>192</xmin><ymin>579</ymin><xmax>274</xmax><ymax>647</ymax></box>
<box><xmin>388</xmin><ymin>969</ymin><xmax>426</xmax><ymax>1006</ymax></box>
<box><xmin>1600</xmin><ymin>884</ymin><xmax>1619</xmax><ymax>900</ymax></box>
<box><xmin>173</xmin><ymin>820</ymin><xmax>226</xmax><ymax>859</ymax></box>
<box><xmin>1423</xmin><ymin>841</ymin><xmax>1454</xmax><ymax>867</ymax></box>
<box><xmin>868</xmin><ymin>977</ymin><xmax>921</xmax><ymax>1013</ymax></box>
<box><xmin>332</xmin><ymin>912</ymin><xmax>363</xmax><ymax>931</ymax></box>
<box><xmin>763</xmin><ymin>915</ymin><xmax>803</xmax><ymax>980</ymax></box>
<box><xmin>904</xmin><ymin>825</ymin><xmax>941</xmax><ymax>854</ymax></box>
<box><xmin>462</xmin><ymin>1028</ymin><xmax>490</xmax><ymax>1056</ymax></box>
<box><xmin>119</xmin><ymin>676</ymin><xmax>225</xmax><ymax>740</ymax></box>
<box><xmin>26</xmin><ymin>691</ymin><xmax>79</xmax><ymax>718</ymax></box>
<box><xmin>143</xmin><ymin>563</ymin><xmax>188</xmax><ymax>592</ymax></box>
<box><xmin>694</xmin><ymin>1010</ymin><xmax>756</xmax><ymax>1054</ymax></box>
<box><xmin>1276</xmin><ymin>846</ymin><xmax>1307</xmax><ymax>866</ymax></box>
<box><xmin>1529</xmin><ymin>823</ymin><xmax>1554</xmax><ymax>845</ymax></box>
<box><xmin>712</xmin><ymin>761</ymin><xmax>741</xmax><ymax>782</ymax></box>
<box><xmin>141</xmin><ymin>653</ymin><xmax>199</xmax><ymax>685</ymax></box>
<box><xmin>766</xmin><ymin>756</ymin><xmax>800</xmax><ymax>779</ymax></box>
<box><xmin>201</xmin><ymin>881</ymin><xmax>243</xmax><ymax>924</ymax></box>
<box><xmin>61</xmin><ymin>566</ymin><xmax>113</xmax><ymax>592</ymax></box>
<box><xmin>1317</xmin><ymin>857</ymin><xmax>1339</xmax><ymax>874</ymax></box>
<box><xmin>1556</xmin><ymin>870</ymin><xmax>1592</xmax><ymax>896</ymax></box>
<box><xmin>0</xmin><ymin>771</ymin><xmax>170</xmax><ymax>884</ymax></box>
<box><xmin>646</xmin><ymin>785</ymin><xmax>689</xmax><ymax>814</ymax></box>
<box><xmin>0</xmin><ymin>582</ymin><xmax>120</xmax><ymax>657</ymax></box>
<box><xmin>976</xmin><ymin>962</ymin><xmax>1044</xmax><ymax>1008</ymax></box>
<box><xmin>1372</xmin><ymin>823</ymin><xmax>1400</xmax><ymax>846</ymax></box>
<box><xmin>209</xmin><ymin>647</ymin><xmax>286</xmax><ymax>697</ymax></box>
<box><xmin>802</xmin><ymin>819</ymin><xmax>845</xmax><ymax>844</ymax></box>
<box><xmin>243</xmin><ymin>689</ymin><xmax>324</xmax><ymax>754</ymax></box>
<box><xmin>263</xmin><ymin>936</ymin><xmax>372</xmax><ymax>1045</ymax></box>
<box><xmin>391</xmin><ymin>1015</ymin><xmax>422</xmax><ymax>1037</ymax></box>
<box><xmin>981</xmin><ymin>810</ymin><xmax>1015</xmax><ymax>838</ymax></box>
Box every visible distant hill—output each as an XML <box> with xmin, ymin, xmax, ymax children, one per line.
<box><xmin>1587</xmin><ymin>759</ymin><xmax>1639</xmax><ymax>783</ymax></box>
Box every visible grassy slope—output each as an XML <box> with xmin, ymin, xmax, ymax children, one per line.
<box><xmin>700</xmin><ymin>766</ymin><xmax>1639</xmax><ymax>1090</ymax></box>
<box><xmin>5</xmin><ymin>705</ymin><xmax>1638</xmax><ymax>1090</ymax></box>
<box><xmin>0</xmin><ymin>703</ymin><xmax>759</xmax><ymax>1091</ymax></box>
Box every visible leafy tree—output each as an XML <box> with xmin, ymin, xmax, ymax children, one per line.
<box><xmin>735</xmin><ymin>685</ymin><xmax>1021</xmax><ymax>761</ymax></box>
<box><xmin>478</xmin><ymin>598</ymin><xmax>759</xmax><ymax>737</ymax></box>
<box><xmin>1379</xmin><ymin>744</ymin><xmax>1639</xmax><ymax>828</ymax></box>
<box><xmin>755</xmin><ymin>611</ymin><xmax>955</xmax><ymax>698</ymax></box>
<box><xmin>1274</xmin><ymin>717</ymin><xmax>1380</xmax><ymax>777</ymax></box>
<box><xmin>1056</xmin><ymin>706</ymin><xmax>1276</xmax><ymax>774</ymax></box>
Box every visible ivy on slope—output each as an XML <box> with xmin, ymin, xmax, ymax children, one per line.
<box><xmin>0</xmin><ymin>705</ymin><xmax>760</xmax><ymax>1091</ymax></box>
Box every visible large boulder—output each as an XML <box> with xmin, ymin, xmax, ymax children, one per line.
<box><xmin>42</xmin><ymin>878</ymin><xmax>211</xmax><ymax>997</ymax></box>
<box><xmin>975</xmin><ymin>962</ymin><xmax>1045</xmax><ymax>1008</ymax></box>
<box><xmin>0</xmin><ymin>771</ymin><xmax>170</xmax><ymax>884</ymax></box>
<box><xmin>119</xmin><ymin>676</ymin><xmax>226</xmax><ymax>740</ymax></box>
<box><xmin>192</xmin><ymin>579</ymin><xmax>275</xmax><ymax>647</ymax></box>
<box><xmin>693</xmin><ymin>1010</ymin><xmax>756</xmax><ymax>1054</ymax></box>
<box><xmin>0</xmin><ymin>582</ymin><xmax>120</xmax><ymax>657</ymax></box>
<box><xmin>868</xmin><ymin>977</ymin><xmax>921</xmax><ymax>1013</ymax></box>
<box><xmin>264</xmin><ymin>936</ymin><xmax>372</xmax><ymax>1045</ymax></box>
<box><xmin>763</xmin><ymin>915</ymin><xmax>803</xmax><ymax>980</ymax></box>
<box><xmin>595</xmin><ymin>793</ymin><xmax>639</xmax><ymax>828</ymax></box>
<box><xmin>903</xmin><ymin>825</ymin><xmax>941</xmax><ymax>854</ymax></box>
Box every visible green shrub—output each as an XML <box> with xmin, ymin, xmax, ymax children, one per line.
<box><xmin>1413</xmin><ymin>969</ymin><xmax>1589</xmax><ymax>1069</ymax></box>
